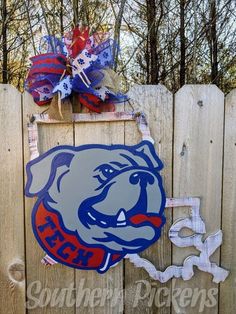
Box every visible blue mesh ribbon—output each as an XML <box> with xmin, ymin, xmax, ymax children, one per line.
<box><xmin>39</xmin><ymin>36</ymin><xmax>66</xmax><ymax>55</ymax></box>
<box><xmin>93</xmin><ymin>39</ymin><xmax>118</xmax><ymax>67</ymax></box>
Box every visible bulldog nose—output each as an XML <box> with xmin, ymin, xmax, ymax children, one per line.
<box><xmin>129</xmin><ymin>171</ymin><xmax>155</xmax><ymax>186</ymax></box>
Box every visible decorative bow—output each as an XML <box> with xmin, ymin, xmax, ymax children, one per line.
<box><xmin>25</xmin><ymin>26</ymin><xmax>128</xmax><ymax>113</ymax></box>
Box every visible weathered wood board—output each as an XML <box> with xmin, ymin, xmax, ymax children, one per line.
<box><xmin>22</xmin><ymin>92</ymin><xmax>75</xmax><ymax>314</ymax></box>
<box><xmin>74</xmin><ymin>121</ymin><xmax>125</xmax><ymax>314</ymax></box>
<box><xmin>125</xmin><ymin>84</ymin><xmax>173</xmax><ymax>313</ymax></box>
<box><xmin>0</xmin><ymin>85</ymin><xmax>25</xmax><ymax>314</ymax></box>
<box><xmin>173</xmin><ymin>85</ymin><xmax>224</xmax><ymax>314</ymax></box>
<box><xmin>219</xmin><ymin>89</ymin><xmax>236</xmax><ymax>314</ymax></box>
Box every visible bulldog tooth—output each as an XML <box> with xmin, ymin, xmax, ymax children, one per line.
<box><xmin>117</xmin><ymin>210</ymin><xmax>126</xmax><ymax>222</ymax></box>
<box><xmin>117</xmin><ymin>221</ymin><xmax>127</xmax><ymax>226</ymax></box>
<box><xmin>88</xmin><ymin>212</ymin><xmax>96</xmax><ymax>221</ymax></box>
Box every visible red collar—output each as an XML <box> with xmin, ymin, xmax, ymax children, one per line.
<box><xmin>33</xmin><ymin>201</ymin><xmax>121</xmax><ymax>270</ymax></box>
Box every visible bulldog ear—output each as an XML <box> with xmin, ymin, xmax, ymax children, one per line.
<box><xmin>25</xmin><ymin>148</ymin><xmax>75</xmax><ymax>197</ymax></box>
<box><xmin>135</xmin><ymin>141</ymin><xmax>163</xmax><ymax>169</ymax></box>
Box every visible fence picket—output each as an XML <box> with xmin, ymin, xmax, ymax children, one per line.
<box><xmin>74</xmin><ymin>121</ymin><xmax>125</xmax><ymax>314</ymax></box>
<box><xmin>173</xmin><ymin>85</ymin><xmax>224</xmax><ymax>314</ymax></box>
<box><xmin>220</xmin><ymin>89</ymin><xmax>236</xmax><ymax>314</ymax></box>
<box><xmin>124</xmin><ymin>84</ymin><xmax>173</xmax><ymax>313</ymax></box>
<box><xmin>22</xmin><ymin>92</ymin><xmax>75</xmax><ymax>314</ymax></box>
<box><xmin>0</xmin><ymin>85</ymin><xmax>25</xmax><ymax>314</ymax></box>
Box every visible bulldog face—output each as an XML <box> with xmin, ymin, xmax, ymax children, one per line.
<box><xmin>26</xmin><ymin>141</ymin><xmax>166</xmax><ymax>254</ymax></box>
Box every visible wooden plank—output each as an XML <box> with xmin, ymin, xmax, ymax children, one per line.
<box><xmin>32</xmin><ymin>111</ymin><xmax>135</xmax><ymax>124</ymax></box>
<box><xmin>124</xmin><ymin>84</ymin><xmax>173</xmax><ymax>313</ymax></box>
<box><xmin>173</xmin><ymin>85</ymin><xmax>224</xmax><ymax>314</ymax></box>
<box><xmin>74</xmin><ymin>121</ymin><xmax>125</xmax><ymax>314</ymax></box>
<box><xmin>219</xmin><ymin>89</ymin><xmax>236</xmax><ymax>313</ymax></box>
<box><xmin>0</xmin><ymin>85</ymin><xmax>25</xmax><ymax>314</ymax></box>
<box><xmin>22</xmin><ymin>92</ymin><xmax>75</xmax><ymax>314</ymax></box>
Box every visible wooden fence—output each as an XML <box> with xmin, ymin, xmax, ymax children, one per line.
<box><xmin>0</xmin><ymin>83</ymin><xmax>235</xmax><ymax>314</ymax></box>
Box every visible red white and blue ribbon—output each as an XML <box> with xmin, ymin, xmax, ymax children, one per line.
<box><xmin>25</xmin><ymin>26</ymin><xmax>128</xmax><ymax>112</ymax></box>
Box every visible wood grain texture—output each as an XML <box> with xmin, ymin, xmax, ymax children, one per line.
<box><xmin>219</xmin><ymin>89</ymin><xmax>236</xmax><ymax>314</ymax></box>
<box><xmin>0</xmin><ymin>85</ymin><xmax>25</xmax><ymax>314</ymax></box>
<box><xmin>124</xmin><ymin>84</ymin><xmax>173</xmax><ymax>313</ymax></box>
<box><xmin>22</xmin><ymin>91</ymin><xmax>75</xmax><ymax>314</ymax></box>
<box><xmin>173</xmin><ymin>85</ymin><xmax>224</xmax><ymax>314</ymax></box>
<box><xmin>33</xmin><ymin>111</ymin><xmax>135</xmax><ymax>124</ymax></box>
<box><xmin>0</xmin><ymin>83</ymin><xmax>234</xmax><ymax>314</ymax></box>
<box><xmin>74</xmin><ymin>121</ymin><xmax>125</xmax><ymax>314</ymax></box>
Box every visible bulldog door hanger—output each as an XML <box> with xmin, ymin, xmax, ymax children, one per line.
<box><xmin>25</xmin><ymin>141</ymin><xmax>166</xmax><ymax>273</ymax></box>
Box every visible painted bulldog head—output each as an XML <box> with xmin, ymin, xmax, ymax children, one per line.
<box><xmin>26</xmin><ymin>141</ymin><xmax>166</xmax><ymax>256</ymax></box>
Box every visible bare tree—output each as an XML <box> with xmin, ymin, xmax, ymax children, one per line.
<box><xmin>0</xmin><ymin>0</ymin><xmax>235</xmax><ymax>93</ymax></box>
<box><xmin>180</xmin><ymin>0</ymin><xmax>186</xmax><ymax>86</ymax></box>
<box><xmin>73</xmin><ymin>0</ymin><xmax>79</xmax><ymax>26</ymax></box>
<box><xmin>210</xmin><ymin>0</ymin><xmax>218</xmax><ymax>85</ymax></box>
<box><xmin>113</xmin><ymin>0</ymin><xmax>127</xmax><ymax>70</ymax></box>
<box><xmin>146</xmin><ymin>0</ymin><xmax>158</xmax><ymax>83</ymax></box>
<box><xmin>1</xmin><ymin>0</ymin><xmax>8</xmax><ymax>83</ymax></box>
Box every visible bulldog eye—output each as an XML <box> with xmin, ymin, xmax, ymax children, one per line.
<box><xmin>94</xmin><ymin>164</ymin><xmax>117</xmax><ymax>183</ymax></box>
<box><xmin>103</xmin><ymin>167</ymin><xmax>114</xmax><ymax>175</ymax></box>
